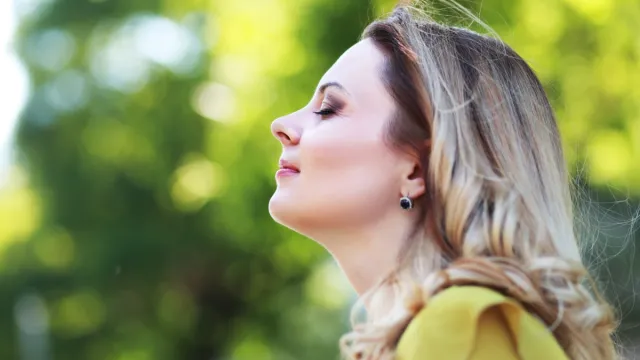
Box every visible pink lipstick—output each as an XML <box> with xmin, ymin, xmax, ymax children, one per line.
<box><xmin>276</xmin><ymin>159</ymin><xmax>300</xmax><ymax>178</ymax></box>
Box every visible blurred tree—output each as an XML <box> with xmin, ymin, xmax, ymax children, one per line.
<box><xmin>0</xmin><ymin>0</ymin><xmax>638</xmax><ymax>359</ymax></box>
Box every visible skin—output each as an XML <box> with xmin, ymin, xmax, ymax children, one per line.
<box><xmin>269</xmin><ymin>39</ymin><xmax>426</xmax><ymax>295</ymax></box>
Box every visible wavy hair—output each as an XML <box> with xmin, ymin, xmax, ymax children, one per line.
<box><xmin>339</xmin><ymin>3</ymin><xmax>618</xmax><ymax>360</ymax></box>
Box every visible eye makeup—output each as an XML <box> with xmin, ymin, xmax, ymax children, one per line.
<box><xmin>313</xmin><ymin>93</ymin><xmax>345</xmax><ymax>119</ymax></box>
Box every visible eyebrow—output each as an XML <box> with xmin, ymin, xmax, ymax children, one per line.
<box><xmin>317</xmin><ymin>81</ymin><xmax>349</xmax><ymax>95</ymax></box>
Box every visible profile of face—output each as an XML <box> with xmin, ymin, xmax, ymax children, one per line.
<box><xmin>269</xmin><ymin>39</ymin><xmax>424</xmax><ymax>241</ymax></box>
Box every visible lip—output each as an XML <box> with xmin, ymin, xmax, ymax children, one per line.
<box><xmin>276</xmin><ymin>159</ymin><xmax>300</xmax><ymax>179</ymax></box>
<box><xmin>278</xmin><ymin>159</ymin><xmax>300</xmax><ymax>172</ymax></box>
<box><xmin>275</xmin><ymin>168</ymin><xmax>299</xmax><ymax>178</ymax></box>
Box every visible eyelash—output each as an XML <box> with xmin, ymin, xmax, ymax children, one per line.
<box><xmin>313</xmin><ymin>108</ymin><xmax>335</xmax><ymax>116</ymax></box>
<box><xmin>313</xmin><ymin>106</ymin><xmax>337</xmax><ymax>118</ymax></box>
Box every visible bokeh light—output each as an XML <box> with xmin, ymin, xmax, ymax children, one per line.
<box><xmin>0</xmin><ymin>0</ymin><xmax>638</xmax><ymax>359</ymax></box>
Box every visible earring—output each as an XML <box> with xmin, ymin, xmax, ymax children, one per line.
<box><xmin>400</xmin><ymin>195</ymin><xmax>413</xmax><ymax>210</ymax></box>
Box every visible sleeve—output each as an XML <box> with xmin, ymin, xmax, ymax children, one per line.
<box><xmin>395</xmin><ymin>286</ymin><xmax>520</xmax><ymax>360</ymax></box>
<box><xmin>468</xmin><ymin>305</ymin><xmax>520</xmax><ymax>359</ymax></box>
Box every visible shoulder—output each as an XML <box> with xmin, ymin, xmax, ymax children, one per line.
<box><xmin>396</xmin><ymin>286</ymin><xmax>568</xmax><ymax>360</ymax></box>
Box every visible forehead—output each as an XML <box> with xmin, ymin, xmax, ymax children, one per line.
<box><xmin>318</xmin><ymin>39</ymin><xmax>391</xmax><ymax>103</ymax></box>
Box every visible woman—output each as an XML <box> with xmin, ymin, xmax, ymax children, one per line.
<box><xmin>269</xmin><ymin>2</ymin><xmax>617</xmax><ymax>359</ymax></box>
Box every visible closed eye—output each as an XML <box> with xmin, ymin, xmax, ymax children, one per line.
<box><xmin>313</xmin><ymin>93</ymin><xmax>343</xmax><ymax>119</ymax></box>
<box><xmin>313</xmin><ymin>108</ymin><xmax>336</xmax><ymax>117</ymax></box>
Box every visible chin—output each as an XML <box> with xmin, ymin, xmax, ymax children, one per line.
<box><xmin>268</xmin><ymin>196</ymin><xmax>285</xmax><ymax>225</ymax></box>
<box><xmin>268</xmin><ymin>191</ymin><xmax>317</xmax><ymax>236</ymax></box>
<box><xmin>268</xmin><ymin>190</ymin><xmax>297</xmax><ymax>227</ymax></box>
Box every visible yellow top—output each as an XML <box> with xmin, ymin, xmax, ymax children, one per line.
<box><xmin>396</xmin><ymin>286</ymin><xmax>569</xmax><ymax>360</ymax></box>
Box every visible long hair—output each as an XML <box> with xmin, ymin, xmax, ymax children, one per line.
<box><xmin>339</xmin><ymin>4</ymin><xmax>617</xmax><ymax>360</ymax></box>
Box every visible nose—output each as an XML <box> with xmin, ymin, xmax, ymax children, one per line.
<box><xmin>271</xmin><ymin>115</ymin><xmax>301</xmax><ymax>146</ymax></box>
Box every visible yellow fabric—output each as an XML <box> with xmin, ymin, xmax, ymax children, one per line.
<box><xmin>396</xmin><ymin>286</ymin><xmax>569</xmax><ymax>360</ymax></box>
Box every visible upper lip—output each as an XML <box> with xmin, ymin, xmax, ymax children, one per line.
<box><xmin>279</xmin><ymin>159</ymin><xmax>300</xmax><ymax>172</ymax></box>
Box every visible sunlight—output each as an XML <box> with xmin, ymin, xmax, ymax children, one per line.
<box><xmin>0</xmin><ymin>0</ymin><xmax>29</xmax><ymax>187</ymax></box>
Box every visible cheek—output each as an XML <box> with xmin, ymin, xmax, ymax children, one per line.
<box><xmin>300</xmin><ymin>123</ymin><xmax>399</xmax><ymax>209</ymax></box>
<box><xmin>303</xmin><ymin>127</ymin><xmax>377</xmax><ymax>173</ymax></box>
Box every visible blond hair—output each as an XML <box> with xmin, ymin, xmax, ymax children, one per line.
<box><xmin>339</xmin><ymin>4</ymin><xmax>617</xmax><ymax>359</ymax></box>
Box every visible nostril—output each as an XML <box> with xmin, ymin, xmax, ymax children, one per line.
<box><xmin>271</xmin><ymin>118</ymin><xmax>299</xmax><ymax>145</ymax></box>
<box><xmin>277</xmin><ymin>131</ymin><xmax>291</xmax><ymax>143</ymax></box>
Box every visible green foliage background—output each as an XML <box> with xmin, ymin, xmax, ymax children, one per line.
<box><xmin>0</xmin><ymin>0</ymin><xmax>638</xmax><ymax>359</ymax></box>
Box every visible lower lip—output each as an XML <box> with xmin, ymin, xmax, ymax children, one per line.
<box><xmin>276</xmin><ymin>169</ymin><xmax>299</xmax><ymax>178</ymax></box>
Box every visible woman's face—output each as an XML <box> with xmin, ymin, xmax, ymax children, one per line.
<box><xmin>269</xmin><ymin>39</ymin><xmax>414</xmax><ymax>238</ymax></box>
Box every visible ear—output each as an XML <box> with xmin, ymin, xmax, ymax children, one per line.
<box><xmin>399</xmin><ymin>140</ymin><xmax>430</xmax><ymax>199</ymax></box>
<box><xmin>400</xmin><ymin>162</ymin><xmax>426</xmax><ymax>199</ymax></box>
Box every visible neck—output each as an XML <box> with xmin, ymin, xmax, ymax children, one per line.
<box><xmin>312</xmin><ymin>210</ymin><xmax>420</xmax><ymax>296</ymax></box>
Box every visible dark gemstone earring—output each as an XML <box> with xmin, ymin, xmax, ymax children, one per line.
<box><xmin>400</xmin><ymin>195</ymin><xmax>413</xmax><ymax>210</ymax></box>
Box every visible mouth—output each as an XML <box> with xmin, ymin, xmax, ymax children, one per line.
<box><xmin>279</xmin><ymin>159</ymin><xmax>299</xmax><ymax>172</ymax></box>
<box><xmin>277</xmin><ymin>159</ymin><xmax>300</xmax><ymax>178</ymax></box>
<box><xmin>280</xmin><ymin>165</ymin><xmax>299</xmax><ymax>172</ymax></box>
